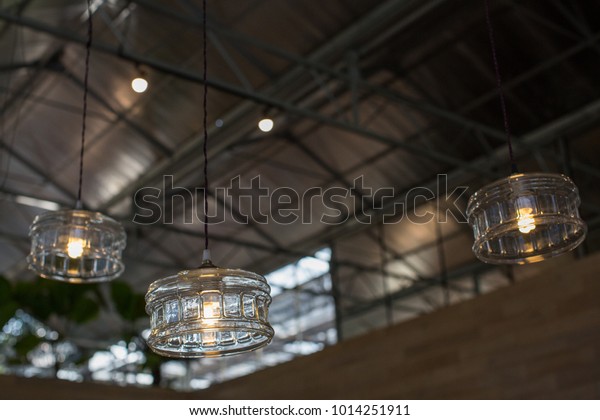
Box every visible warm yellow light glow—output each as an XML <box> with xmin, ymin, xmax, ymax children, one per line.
<box><xmin>131</xmin><ymin>77</ymin><xmax>148</xmax><ymax>93</ymax></box>
<box><xmin>258</xmin><ymin>118</ymin><xmax>274</xmax><ymax>132</ymax></box>
<box><xmin>203</xmin><ymin>300</ymin><xmax>221</xmax><ymax>319</ymax></box>
<box><xmin>67</xmin><ymin>237</ymin><xmax>85</xmax><ymax>258</ymax></box>
<box><xmin>517</xmin><ymin>207</ymin><xmax>536</xmax><ymax>234</ymax></box>
<box><xmin>202</xmin><ymin>299</ymin><xmax>221</xmax><ymax>343</ymax></box>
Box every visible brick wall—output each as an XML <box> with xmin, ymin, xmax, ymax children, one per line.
<box><xmin>2</xmin><ymin>253</ymin><xmax>599</xmax><ymax>399</ymax></box>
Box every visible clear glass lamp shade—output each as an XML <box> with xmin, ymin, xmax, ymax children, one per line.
<box><xmin>28</xmin><ymin>209</ymin><xmax>127</xmax><ymax>283</ymax></box>
<box><xmin>145</xmin><ymin>264</ymin><xmax>274</xmax><ymax>358</ymax></box>
<box><xmin>467</xmin><ymin>173</ymin><xmax>586</xmax><ymax>264</ymax></box>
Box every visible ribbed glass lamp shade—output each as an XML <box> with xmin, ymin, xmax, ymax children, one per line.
<box><xmin>467</xmin><ymin>173</ymin><xmax>586</xmax><ymax>264</ymax></box>
<box><xmin>145</xmin><ymin>263</ymin><xmax>274</xmax><ymax>358</ymax></box>
<box><xmin>28</xmin><ymin>209</ymin><xmax>126</xmax><ymax>283</ymax></box>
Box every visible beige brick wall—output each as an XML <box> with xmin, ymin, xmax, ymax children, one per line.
<box><xmin>1</xmin><ymin>253</ymin><xmax>599</xmax><ymax>399</ymax></box>
<box><xmin>197</xmin><ymin>253</ymin><xmax>600</xmax><ymax>399</ymax></box>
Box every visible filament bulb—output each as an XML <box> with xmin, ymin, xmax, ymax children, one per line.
<box><xmin>517</xmin><ymin>206</ymin><xmax>536</xmax><ymax>234</ymax></box>
<box><xmin>67</xmin><ymin>237</ymin><xmax>85</xmax><ymax>258</ymax></box>
<box><xmin>203</xmin><ymin>300</ymin><xmax>221</xmax><ymax>319</ymax></box>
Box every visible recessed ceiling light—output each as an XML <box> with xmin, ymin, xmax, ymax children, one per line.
<box><xmin>258</xmin><ymin>118</ymin><xmax>274</xmax><ymax>132</ymax></box>
<box><xmin>131</xmin><ymin>77</ymin><xmax>148</xmax><ymax>93</ymax></box>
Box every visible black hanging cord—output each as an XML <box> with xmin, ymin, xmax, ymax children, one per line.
<box><xmin>435</xmin><ymin>220</ymin><xmax>449</xmax><ymax>306</ymax></box>
<box><xmin>202</xmin><ymin>0</ymin><xmax>209</xmax><ymax>252</ymax></box>
<box><xmin>76</xmin><ymin>0</ymin><xmax>93</xmax><ymax>209</ymax></box>
<box><xmin>377</xmin><ymin>224</ymin><xmax>393</xmax><ymax>327</ymax></box>
<box><xmin>484</xmin><ymin>0</ymin><xmax>518</xmax><ymax>174</ymax></box>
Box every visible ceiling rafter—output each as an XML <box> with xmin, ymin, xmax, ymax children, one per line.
<box><xmin>248</xmin><ymin>97</ymin><xmax>600</xmax><ymax>273</ymax></box>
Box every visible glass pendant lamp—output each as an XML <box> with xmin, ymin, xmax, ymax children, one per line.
<box><xmin>27</xmin><ymin>0</ymin><xmax>126</xmax><ymax>282</ymax></box>
<box><xmin>28</xmin><ymin>209</ymin><xmax>126</xmax><ymax>282</ymax></box>
<box><xmin>467</xmin><ymin>0</ymin><xmax>587</xmax><ymax>265</ymax></box>
<box><xmin>145</xmin><ymin>0</ymin><xmax>273</xmax><ymax>358</ymax></box>
<box><xmin>145</xmin><ymin>252</ymin><xmax>273</xmax><ymax>357</ymax></box>
<box><xmin>467</xmin><ymin>173</ymin><xmax>586</xmax><ymax>264</ymax></box>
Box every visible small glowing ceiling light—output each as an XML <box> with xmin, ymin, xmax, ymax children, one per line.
<box><xmin>145</xmin><ymin>252</ymin><xmax>273</xmax><ymax>358</ymax></box>
<box><xmin>258</xmin><ymin>118</ymin><xmax>274</xmax><ymax>132</ymax></box>
<box><xmin>28</xmin><ymin>210</ymin><xmax>126</xmax><ymax>283</ymax></box>
<box><xmin>467</xmin><ymin>173</ymin><xmax>586</xmax><ymax>265</ymax></box>
<box><xmin>131</xmin><ymin>77</ymin><xmax>148</xmax><ymax>93</ymax></box>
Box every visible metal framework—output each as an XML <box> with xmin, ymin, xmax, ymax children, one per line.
<box><xmin>0</xmin><ymin>0</ymin><xmax>599</xmax><ymax>388</ymax></box>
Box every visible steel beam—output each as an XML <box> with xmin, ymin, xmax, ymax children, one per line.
<box><xmin>0</xmin><ymin>139</ymin><xmax>78</xmax><ymax>204</ymax></box>
<box><xmin>0</xmin><ymin>4</ymin><xmax>513</xmax><ymax>212</ymax></box>
<box><xmin>57</xmin><ymin>65</ymin><xmax>173</xmax><ymax>156</ymax></box>
<box><xmin>4</xmin><ymin>94</ymin><xmax>599</xmax><ymax>279</ymax></box>
<box><xmin>104</xmin><ymin>26</ymin><xmax>600</xmax><ymax>214</ymax></box>
<box><xmin>249</xmin><ymin>98</ymin><xmax>600</xmax><ymax>271</ymax></box>
<box><xmin>342</xmin><ymin>260</ymin><xmax>491</xmax><ymax>320</ymax></box>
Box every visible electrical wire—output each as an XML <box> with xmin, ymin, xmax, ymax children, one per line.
<box><xmin>484</xmin><ymin>0</ymin><xmax>518</xmax><ymax>174</ymax></box>
<box><xmin>202</xmin><ymin>0</ymin><xmax>209</xmax><ymax>252</ymax></box>
<box><xmin>0</xmin><ymin>25</ymin><xmax>25</xmax><ymax>191</ymax></box>
<box><xmin>76</xmin><ymin>0</ymin><xmax>93</xmax><ymax>209</ymax></box>
<box><xmin>435</xmin><ymin>220</ymin><xmax>449</xmax><ymax>306</ymax></box>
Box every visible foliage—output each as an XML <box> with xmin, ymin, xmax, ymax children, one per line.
<box><xmin>0</xmin><ymin>275</ymin><xmax>147</xmax><ymax>327</ymax></box>
<box><xmin>0</xmin><ymin>277</ymin><xmax>17</xmax><ymax>327</ymax></box>
<box><xmin>0</xmin><ymin>275</ymin><xmax>151</xmax><ymax>375</ymax></box>
<box><xmin>110</xmin><ymin>280</ymin><xmax>147</xmax><ymax>323</ymax></box>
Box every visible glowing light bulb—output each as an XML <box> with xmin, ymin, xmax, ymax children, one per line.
<box><xmin>203</xmin><ymin>300</ymin><xmax>221</xmax><ymax>319</ymax></box>
<box><xmin>131</xmin><ymin>77</ymin><xmax>148</xmax><ymax>93</ymax></box>
<box><xmin>67</xmin><ymin>237</ymin><xmax>85</xmax><ymax>258</ymax></box>
<box><xmin>517</xmin><ymin>206</ymin><xmax>536</xmax><ymax>234</ymax></box>
<box><xmin>258</xmin><ymin>118</ymin><xmax>273</xmax><ymax>132</ymax></box>
<box><xmin>202</xmin><ymin>298</ymin><xmax>221</xmax><ymax>344</ymax></box>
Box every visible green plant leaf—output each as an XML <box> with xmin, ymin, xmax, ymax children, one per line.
<box><xmin>142</xmin><ymin>351</ymin><xmax>165</xmax><ymax>370</ymax></box>
<box><xmin>14</xmin><ymin>280</ymin><xmax>52</xmax><ymax>321</ymax></box>
<box><xmin>47</xmin><ymin>281</ymin><xmax>74</xmax><ymax>316</ymax></box>
<box><xmin>69</xmin><ymin>296</ymin><xmax>100</xmax><ymax>323</ymax></box>
<box><xmin>12</xmin><ymin>279</ymin><xmax>105</xmax><ymax>324</ymax></box>
<box><xmin>132</xmin><ymin>294</ymin><xmax>147</xmax><ymax>321</ymax></box>
<box><xmin>72</xmin><ymin>351</ymin><xmax>92</xmax><ymax>366</ymax></box>
<box><xmin>111</xmin><ymin>280</ymin><xmax>136</xmax><ymax>321</ymax></box>
<box><xmin>6</xmin><ymin>357</ymin><xmax>23</xmax><ymax>366</ymax></box>
<box><xmin>0</xmin><ymin>276</ymin><xmax>12</xmax><ymax>304</ymax></box>
<box><xmin>92</xmin><ymin>286</ymin><xmax>109</xmax><ymax>309</ymax></box>
<box><xmin>0</xmin><ymin>301</ymin><xmax>19</xmax><ymax>327</ymax></box>
<box><xmin>14</xmin><ymin>333</ymin><xmax>42</xmax><ymax>357</ymax></box>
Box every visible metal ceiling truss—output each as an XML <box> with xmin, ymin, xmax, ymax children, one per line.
<box><xmin>1</xmin><ymin>0</ymin><xmax>600</xmax><ymax>343</ymax></box>
<box><xmin>0</xmin><ymin>0</ymin><xmax>596</xmax><ymax>219</ymax></box>
<box><xmin>0</xmin><ymin>0</ymin><xmax>512</xmax><ymax>211</ymax></box>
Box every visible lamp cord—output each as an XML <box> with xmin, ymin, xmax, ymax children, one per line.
<box><xmin>484</xmin><ymin>0</ymin><xmax>518</xmax><ymax>174</ymax></box>
<box><xmin>435</xmin><ymin>220</ymin><xmax>449</xmax><ymax>306</ymax></box>
<box><xmin>202</xmin><ymin>0</ymin><xmax>209</xmax><ymax>252</ymax></box>
<box><xmin>76</xmin><ymin>0</ymin><xmax>93</xmax><ymax>209</ymax></box>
